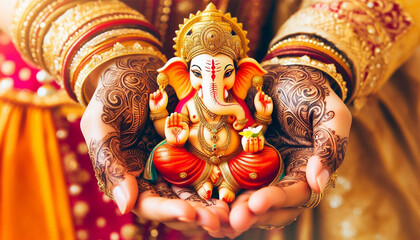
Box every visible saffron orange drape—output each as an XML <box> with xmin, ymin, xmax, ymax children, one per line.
<box><xmin>0</xmin><ymin>100</ymin><xmax>74</xmax><ymax>240</ymax></box>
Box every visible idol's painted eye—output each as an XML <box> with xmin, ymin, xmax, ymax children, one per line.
<box><xmin>224</xmin><ymin>69</ymin><xmax>234</xmax><ymax>78</ymax></box>
<box><xmin>191</xmin><ymin>70</ymin><xmax>202</xmax><ymax>78</ymax></box>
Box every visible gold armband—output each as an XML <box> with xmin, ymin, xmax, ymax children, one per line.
<box><xmin>149</xmin><ymin>109</ymin><xmax>169</xmax><ymax>121</ymax></box>
<box><xmin>254</xmin><ymin>113</ymin><xmax>272</xmax><ymax>125</ymax></box>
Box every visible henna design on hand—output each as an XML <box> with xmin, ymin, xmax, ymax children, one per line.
<box><xmin>313</xmin><ymin>127</ymin><xmax>348</xmax><ymax>172</ymax></box>
<box><xmin>97</xmin><ymin>56</ymin><xmax>162</xmax><ymax>148</ymax></box>
<box><xmin>87</xmin><ymin>56</ymin><xmax>170</xmax><ymax>194</ymax></box>
<box><xmin>155</xmin><ymin>182</ymin><xmax>178</xmax><ymax>199</ymax></box>
<box><xmin>174</xmin><ymin>188</ymin><xmax>216</xmax><ymax>206</ymax></box>
<box><xmin>247</xmin><ymin>65</ymin><xmax>349</xmax><ymax>187</ymax></box>
<box><xmin>137</xmin><ymin>178</ymin><xmax>158</xmax><ymax>195</ymax></box>
<box><xmin>88</xmin><ymin>132</ymin><xmax>144</xmax><ymax>195</ymax></box>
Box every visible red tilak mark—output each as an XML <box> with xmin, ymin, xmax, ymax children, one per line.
<box><xmin>211</xmin><ymin>59</ymin><xmax>216</xmax><ymax>82</ymax></box>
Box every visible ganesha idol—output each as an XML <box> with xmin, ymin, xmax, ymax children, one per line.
<box><xmin>144</xmin><ymin>3</ymin><xmax>284</xmax><ymax>203</ymax></box>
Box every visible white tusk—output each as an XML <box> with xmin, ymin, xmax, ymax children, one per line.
<box><xmin>224</xmin><ymin>89</ymin><xmax>229</xmax><ymax>99</ymax></box>
<box><xmin>198</xmin><ymin>88</ymin><xmax>203</xmax><ymax>98</ymax></box>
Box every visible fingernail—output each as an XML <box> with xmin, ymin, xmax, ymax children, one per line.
<box><xmin>316</xmin><ymin>169</ymin><xmax>330</xmax><ymax>193</ymax></box>
<box><xmin>113</xmin><ymin>186</ymin><xmax>128</xmax><ymax>214</ymax></box>
<box><xmin>203</xmin><ymin>226</ymin><xmax>214</xmax><ymax>232</ymax></box>
<box><xmin>177</xmin><ymin>216</ymin><xmax>193</xmax><ymax>222</ymax></box>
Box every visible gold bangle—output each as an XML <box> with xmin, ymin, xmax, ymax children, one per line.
<box><xmin>69</xmin><ymin>28</ymin><xmax>161</xmax><ymax>84</ymax></box>
<box><xmin>95</xmin><ymin>173</ymin><xmax>114</xmax><ymax>201</ymax></box>
<box><xmin>302</xmin><ymin>190</ymin><xmax>323</xmax><ymax>208</ymax></box>
<box><xmin>262</xmin><ymin>55</ymin><xmax>348</xmax><ymax>101</ymax></box>
<box><xmin>69</xmin><ymin>32</ymin><xmax>161</xmax><ymax>96</ymax></box>
<box><xmin>254</xmin><ymin>113</ymin><xmax>272</xmax><ymax>125</ymax></box>
<box><xmin>268</xmin><ymin>35</ymin><xmax>351</xmax><ymax>76</ymax></box>
<box><xmin>74</xmin><ymin>41</ymin><xmax>166</xmax><ymax>106</ymax></box>
<box><xmin>258</xmin><ymin>225</ymin><xmax>285</xmax><ymax>230</ymax></box>
<box><xmin>301</xmin><ymin>170</ymin><xmax>338</xmax><ymax>208</ymax></box>
<box><xmin>30</xmin><ymin>0</ymin><xmax>87</xmax><ymax>70</ymax></box>
<box><xmin>43</xmin><ymin>1</ymin><xmax>145</xmax><ymax>75</ymax></box>
<box><xmin>149</xmin><ymin>109</ymin><xmax>169</xmax><ymax>121</ymax></box>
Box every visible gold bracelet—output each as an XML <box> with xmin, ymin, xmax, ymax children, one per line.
<box><xmin>302</xmin><ymin>190</ymin><xmax>323</xmax><ymax>208</ymax></box>
<box><xmin>30</xmin><ymin>0</ymin><xmax>87</xmax><ymax>70</ymax></box>
<box><xmin>258</xmin><ymin>225</ymin><xmax>285</xmax><ymax>230</ymax></box>
<box><xmin>254</xmin><ymin>113</ymin><xmax>272</xmax><ymax>125</ymax></box>
<box><xmin>262</xmin><ymin>55</ymin><xmax>348</xmax><ymax>101</ymax></box>
<box><xmin>69</xmin><ymin>28</ymin><xmax>161</xmax><ymax>84</ymax></box>
<box><xmin>149</xmin><ymin>109</ymin><xmax>169</xmax><ymax>121</ymax></box>
<box><xmin>268</xmin><ymin>35</ymin><xmax>351</xmax><ymax>75</ymax></box>
<box><xmin>69</xmin><ymin>33</ymin><xmax>161</xmax><ymax>97</ymax></box>
<box><xmin>74</xmin><ymin>41</ymin><xmax>166</xmax><ymax>106</ymax></box>
<box><xmin>43</xmin><ymin>1</ymin><xmax>145</xmax><ymax>76</ymax></box>
<box><xmin>95</xmin><ymin>173</ymin><xmax>114</xmax><ymax>201</ymax></box>
<box><xmin>301</xmin><ymin>170</ymin><xmax>338</xmax><ymax>208</ymax></box>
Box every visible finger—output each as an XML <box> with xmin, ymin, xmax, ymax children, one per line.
<box><xmin>112</xmin><ymin>174</ymin><xmax>139</xmax><ymax>214</ymax></box>
<box><xmin>248</xmin><ymin>182</ymin><xmax>310</xmax><ymax>215</ymax></box>
<box><xmin>135</xmin><ymin>192</ymin><xmax>197</xmax><ymax>223</ymax></box>
<box><xmin>244</xmin><ymin>139</ymin><xmax>249</xmax><ymax>152</ymax></box>
<box><xmin>258</xmin><ymin>137</ymin><xmax>264</xmax><ymax>151</ymax></box>
<box><xmin>253</xmin><ymin>137</ymin><xmax>259</xmax><ymax>152</ymax></box>
<box><xmin>229</xmin><ymin>192</ymin><xmax>258</xmax><ymax>232</ymax></box>
<box><xmin>195</xmin><ymin>206</ymin><xmax>221</xmax><ymax>232</ymax></box>
<box><xmin>306</xmin><ymin>155</ymin><xmax>329</xmax><ymax>194</ymax></box>
<box><xmin>174</xmin><ymin>112</ymin><xmax>178</xmax><ymax>125</ymax></box>
<box><xmin>308</xmin><ymin>86</ymin><xmax>351</xmax><ymax>193</ymax></box>
<box><xmin>169</xmin><ymin>113</ymin><xmax>174</xmax><ymax>127</ymax></box>
<box><xmin>254</xmin><ymin>207</ymin><xmax>303</xmax><ymax>227</ymax></box>
<box><xmin>163</xmin><ymin>206</ymin><xmax>222</xmax><ymax>233</ymax></box>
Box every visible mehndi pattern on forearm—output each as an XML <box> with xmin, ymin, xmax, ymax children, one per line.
<box><xmin>97</xmin><ymin>56</ymin><xmax>162</xmax><ymax>149</ymax></box>
<box><xmin>259</xmin><ymin>65</ymin><xmax>348</xmax><ymax>184</ymax></box>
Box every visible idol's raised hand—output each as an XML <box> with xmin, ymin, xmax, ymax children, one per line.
<box><xmin>229</xmin><ymin>64</ymin><xmax>352</xmax><ymax>234</ymax></box>
<box><xmin>80</xmin><ymin>55</ymin><xmax>226</xmax><ymax>233</ymax></box>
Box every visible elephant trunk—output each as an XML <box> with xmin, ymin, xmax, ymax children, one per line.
<box><xmin>201</xmin><ymin>80</ymin><xmax>246</xmax><ymax>123</ymax></box>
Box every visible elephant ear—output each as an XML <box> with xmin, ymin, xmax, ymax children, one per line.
<box><xmin>233</xmin><ymin>58</ymin><xmax>267</xmax><ymax>100</ymax></box>
<box><xmin>158</xmin><ymin>57</ymin><xmax>192</xmax><ymax>100</ymax></box>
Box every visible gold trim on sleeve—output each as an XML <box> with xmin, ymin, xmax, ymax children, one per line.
<box><xmin>74</xmin><ymin>42</ymin><xmax>166</xmax><ymax>106</ymax></box>
<box><xmin>272</xmin><ymin>0</ymin><xmax>415</xmax><ymax>109</ymax></box>
<box><xmin>263</xmin><ymin>55</ymin><xmax>348</xmax><ymax>101</ymax></box>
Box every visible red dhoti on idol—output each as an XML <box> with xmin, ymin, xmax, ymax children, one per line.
<box><xmin>145</xmin><ymin>141</ymin><xmax>284</xmax><ymax>192</ymax></box>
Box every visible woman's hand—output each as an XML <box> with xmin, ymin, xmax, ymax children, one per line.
<box><xmin>81</xmin><ymin>55</ymin><xmax>225</xmax><ymax>233</ymax></box>
<box><xmin>227</xmin><ymin>64</ymin><xmax>352</xmax><ymax>235</ymax></box>
<box><xmin>81</xmin><ymin>55</ymin><xmax>164</xmax><ymax>214</ymax></box>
